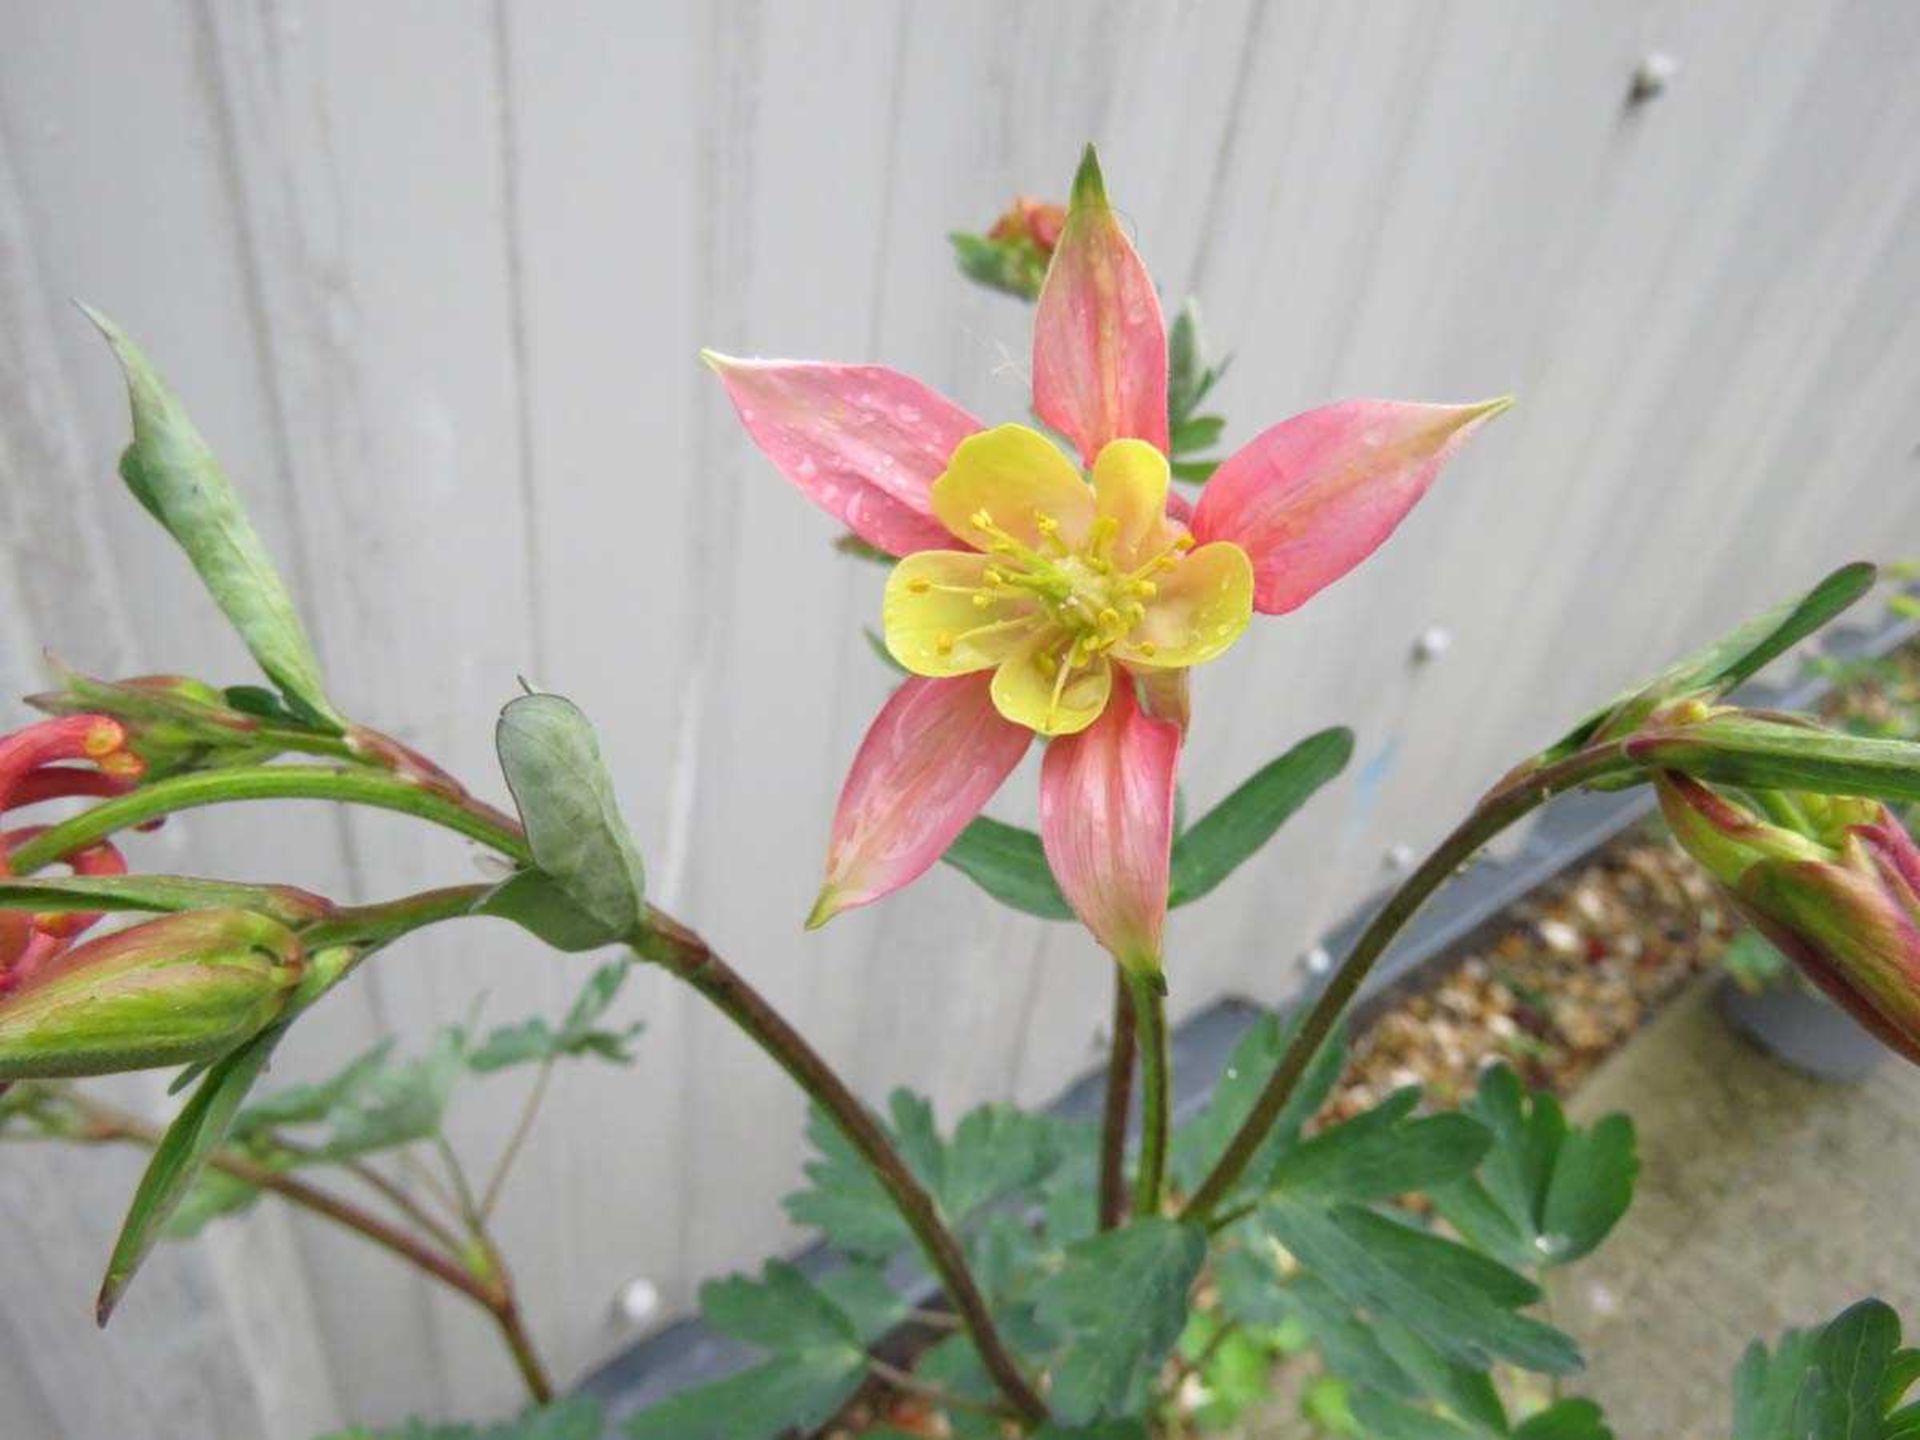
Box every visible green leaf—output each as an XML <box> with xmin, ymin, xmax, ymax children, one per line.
<box><xmin>320</xmin><ymin>1398</ymin><xmax>605</xmax><ymax>1440</ymax></box>
<box><xmin>1513</xmin><ymin>1398</ymin><xmax>1615</xmax><ymax>1440</ymax></box>
<box><xmin>701</xmin><ymin>1261</ymin><xmax>860</xmax><ymax>1353</ymax></box>
<box><xmin>468</xmin><ymin>960</ymin><xmax>642</xmax><ymax>1071</ymax></box>
<box><xmin>1805</xmin><ymin>1301</ymin><xmax>1902</xmax><ymax>1440</ymax></box>
<box><xmin>942</xmin><ymin>815</ymin><xmax>1074</xmax><ymax>920</ymax></box>
<box><xmin>1347</xmin><ymin>1390</ymin><xmax>1482</xmax><ymax>1440</ymax></box>
<box><xmin>1546</xmin><ymin>562</ymin><xmax>1877</xmax><ymax>759</ymax></box>
<box><xmin>1734</xmin><ymin>1325</ymin><xmax>1823</xmax><ymax>1440</ymax></box>
<box><xmin>630</xmin><ymin>1264</ymin><xmax>872</xmax><ymax>1440</ymax></box>
<box><xmin>1268</xmin><ymin>1090</ymin><xmax>1491</xmax><ymax>1204</ymax></box>
<box><xmin>82</xmin><ymin>308</ymin><xmax>339</xmax><ymax>728</ymax></box>
<box><xmin>1171</xmin><ymin>459</ymin><xmax>1220</xmax><ymax>486</ymax></box>
<box><xmin>98</xmin><ymin>1023</ymin><xmax>285</xmax><ymax>1321</ymax></box>
<box><xmin>1631</xmin><ymin>714</ymin><xmax>1920</xmax><ymax>806</ymax></box>
<box><xmin>784</xmin><ymin>1090</ymin><xmax>1066</xmax><ymax>1260</ymax></box>
<box><xmin>1035</xmin><ymin>1423</ymin><xmax>1151</xmax><ymax>1440</ymax></box>
<box><xmin>1168</xmin><ymin>728</ymin><xmax>1354</xmax><ymax>906</ymax></box>
<box><xmin>317</xmin><ymin>1029</ymin><xmax>467</xmax><ymax>1160</ymax></box>
<box><xmin>0</xmin><ymin>875</ymin><xmax>326</xmax><ymax>924</ymax></box>
<box><xmin>1429</xmin><ymin>1065</ymin><xmax>1637</xmax><ymax>1270</ymax></box>
<box><xmin>1259</xmin><ymin>1200</ymin><xmax>1581</xmax><ymax>1376</ymax></box>
<box><xmin>622</xmin><ymin>1354</ymin><xmax>866</xmax><ymax>1440</ymax></box>
<box><xmin>163</xmin><ymin>1163</ymin><xmax>265</xmax><ymax>1239</ymax></box>
<box><xmin>1031</xmin><ymin>1218</ymin><xmax>1206</xmax><ymax>1423</ymax></box>
<box><xmin>1168</xmin><ymin>414</ymin><xmax>1225</xmax><ymax>456</ymax></box>
<box><xmin>1170</xmin><ymin>1010</ymin><xmax>1348</xmax><ymax>1198</ymax></box>
<box><xmin>230</xmin><ymin>1039</ymin><xmax>397</xmax><ymax>1138</ymax></box>
<box><xmin>482</xmin><ymin>693</ymin><xmax>647</xmax><ymax>949</ymax></box>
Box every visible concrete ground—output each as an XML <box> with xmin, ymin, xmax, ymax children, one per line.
<box><xmin>1547</xmin><ymin>980</ymin><xmax>1920</xmax><ymax>1437</ymax></box>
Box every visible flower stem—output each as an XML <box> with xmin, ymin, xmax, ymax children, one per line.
<box><xmin>65</xmin><ymin>1093</ymin><xmax>554</xmax><ymax>1403</ymax></box>
<box><xmin>1097</xmin><ymin>969</ymin><xmax>1137</xmax><ymax>1231</ymax></box>
<box><xmin>631</xmin><ymin>910</ymin><xmax>1051</xmax><ymax>1428</ymax></box>
<box><xmin>1180</xmin><ymin>746</ymin><xmax>1637</xmax><ymax>1223</ymax></box>
<box><xmin>1127</xmin><ymin>970</ymin><xmax>1170</xmax><ymax>1218</ymax></box>
<box><xmin>5</xmin><ymin>766</ymin><xmax>530</xmax><ymax>875</ymax></box>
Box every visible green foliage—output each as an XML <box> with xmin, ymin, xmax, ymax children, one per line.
<box><xmin>1429</xmin><ymin>1064</ymin><xmax>1637</xmax><ymax>1272</ymax></box>
<box><xmin>481</xmin><ymin>693</ymin><xmax>647</xmax><ymax>950</ymax></box>
<box><xmin>468</xmin><ymin>961</ymin><xmax>643</xmax><ymax>1072</ymax></box>
<box><xmin>1267</xmin><ymin>1088</ymin><xmax>1491</xmax><ymax>1203</ymax></box>
<box><xmin>82</xmin><ymin>307</ymin><xmax>340</xmax><ymax>729</ymax></box>
<box><xmin>1167</xmin><ymin>727</ymin><xmax>1354</xmax><ymax>906</ymax></box>
<box><xmin>1734</xmin><ymin>1299</ymin><xmax>1920</xmax><ymax>1440</ymax></box>
<box><xmin>941</xmin><ymin>728</ymin><xmax>1351</xmax><ymax>920</ymax></box>
<box><xmin>942</xmin><ymin>815</ymin><xmax>1074</xmax><ymax>920</ymax></box>
<box><xmin>784</xmin><ymin>1089</ymin><xmax>1068</xmax><ymax>1261</ymax></box>
<box><xmin>1169</xmin><ymin>1009</ymin><xmax>1349</xmax><ymax>1200</ymax></box>
<box><xmin>624</xmin><ymin>1263</ymin><xmax>883</xmax><ymax>1440</ymax></box>
<box><xmin>100</xmin><ymin>1023</ymin><xmax>286</xmax><ymax>1320</ymax></box>
<box><xmin>1031</xmin><ymin>1218</ymin><xmax>1207</xmax><ymax>1423</ymax></box>
<box><xmin>1259</xmin><ymin>1198</ymin><xmax>1578</xmax><ymax>1377</ymax></box>
<box><xmin>949</xmin><ymin>230</ymin><xmax>1050</xmax><ymax>301</ymax></box>
<box><xmin>321</xmin><ymin>1397</ymin><xmax>604</xmax><ymax>1440</ymax></box>
<box><xmin>1545</xmin><ymin>562</ymin><xmax>1878</xmax><ymax>762</ymax></box>
<box><xmin>167</xmin><ymin>964</ymin><xmax>640</xmax><ymax>1238</ymax></box>
<box><xmin>1167</xmin><ymin>300</ymin><xmax>1230</xmax><ymax>480</ymax></box>
<box><xmin>0</xmin><ymin>874</ymin><xmax>325</xmax><ymax>924</ymax></box>
<box><xmin>1634</xmin><ymin>713</ymin><xmax>1920</xmax><ymax>807</ymax></box>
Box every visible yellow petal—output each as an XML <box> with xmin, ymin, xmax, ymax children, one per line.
<box><xmin>990</xmin><ymin>638</ymin><xmax>1113</xmax><ymax>736</ymax></box>
<box><xmin>932</xmin><ymin>423</ymin><xmax>1096</xmax><ymax>553</ymax></box>
<box><xmin>1114</xmin><ymin>541</ymin><xmax>1254</xmax><ymax>669</ymax></box>
<box><xmin>884</xmin><ymin>551</ymin><xmax>1042</xmax><ymax>676</ymax></box>
<box><xmin>1091</xmin><ymin>439</ymin><xmax>1178</xmax><ymax>569</ymax></box>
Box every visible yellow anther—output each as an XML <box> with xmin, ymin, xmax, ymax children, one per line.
<box><xmin>1173</xmin><ymin>533</ymin><xmax>1195</xmax><ymax>552</ymax></box>
<box><xmin>972</xmin><ymin>593</ymin><xmax>993</xmax><ymax>608</ymax></box>
<box><xmin>1097</xmin><ymin>607</ymin><xmax>1122</xmax><ymax>631</ymax></box>
<box><xmin>1034</xmin><ymin>513</ymin><xmax>1058</xmax><ymax>534</ymax></box>
<box><xmin>1034</xmin><ymin>651</ymin><xmax>1058</xmax><ymax>678</ymax></box>
<box><xmin>972</xmin><ymin>508</ymin><xmax>994</xmax><ymax>528</ymax></box>
<box><xmin>1139</xmin><ymin>641</ymin><xmax>1158</xmax><ymax>658</ymax></box>
<box><xmin>983</xmin><ymin>568</ymin><xmax>1005</xmax><ymax>585</ymax></box>
<box><xmin>1127</xmin><ymin>603</ymin><xmax>1147</xmax><ymax>625</ymax></box>
<box><xmin>99</xmin><ymin>751</ymin><xmax>145</xmax><ymax>779</ymax></box>
<box><xmin>908</xmin><ymin>578</ymin><xmax>932</xmax><ymax>594</ymax></box>
<box><xmin>935</xmin><ymin>632</ymin><xmax>955</xmax><ymax>655</ymax></box>
<box><xmin>1136</xmin><ymin>580</ymin><xmax>1158</xmax><ymax>598</ymax></box>
<box><xmin>82</xmin><ymin>722</ymin><xmax>123</xmax><ymax>758</ymax></box>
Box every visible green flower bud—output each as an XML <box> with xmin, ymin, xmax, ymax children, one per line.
<box><xmin>0</xmin><ymin>909</ymin><xmax>303</xmax><ymax>1080</ymax></box>
<box><xmin>1657</xmin><ymin>772</ymin><xmax>1920</xmax><ymax>1064</ymax></box>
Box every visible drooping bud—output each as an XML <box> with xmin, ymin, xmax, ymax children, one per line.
<box><xmin>0</xmin><ymin>909</ymin><xmax>304</xmax><ymax>1080</ymax></box>
<box><xmin>29</xmin><ymin>664</ymin><xmax>273</xmax><ymax>779</ymax></box>
<box><xmin>949</xmin><ymin>195</ymin><xmax>1068</xmax><ymax>302</ymax></box>
<box><xmin>1656</xmin><ymin>772</ymin><xmax>1920</xmax><ymax>1063</ymax></box>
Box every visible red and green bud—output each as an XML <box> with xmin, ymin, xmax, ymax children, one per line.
<box><xmin>0</xmin><ymin>909</ymin><xmax>304</xmax><ymax>1080</ymax></box>
<box><xmin>1656</xmin><ymin>772</ymin><xmax>1920</xmax><ymax>1063</ymax></box>
<box><xmin>950</xmin><ymin>195</ymin><xmax>1068</xmax><ymax>302</ymax></box>
<box><xmin>28</xmin><ymin>666</ymin><xmax>272</xmax><ymax>779</ymax></box>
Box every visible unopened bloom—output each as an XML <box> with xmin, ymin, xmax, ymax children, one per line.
<box><xmin>709</xmin><ymin>147</ymin><xmax>1507</xmax><ymax>973</ymax></box>
<box><xmin>0</xmin><ymin>908</ymin><xmax>304</xmax><ymax>1079</ymax></box>
<box><xmin>1658</xmin><ymin>772</ymin><xmax>1920</xmax><ymax>1063</ymax></box>
<box><xmin>1</xmin><ymin>715</ymin><xmax>141</xmax><ymax>991</ymax></box>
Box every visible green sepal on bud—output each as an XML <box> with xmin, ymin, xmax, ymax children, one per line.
<box><xmin>29</xmin><ymin>663</ymin><xmax>283</xmax><ymax>779</ymax></box>
<box><xmin>0</xmin><ymin>909</ymin><xmax>304</xmax><ymax>1080</ymax></box>
<box><xmin>1656</xmin><ymin>772</ymin><xmax>1920</xmax><ymax>1064</ymax></box>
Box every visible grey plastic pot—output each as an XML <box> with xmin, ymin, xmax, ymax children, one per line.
<box><xmin>1716</xmin><ymin>973</ymin><xmax>1888</xmax><ymax>1083</ymax></box>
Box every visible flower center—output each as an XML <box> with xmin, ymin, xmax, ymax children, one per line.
<box><xmin>918</xmin><ymin>506</ymin><xmax>1195</xmax><ymax>674</ymax></box>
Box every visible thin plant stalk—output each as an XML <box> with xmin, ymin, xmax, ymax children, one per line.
<box><xmin>64</xmin><ymin>1095</ymin><xmax>554</xmax><ymax>1403</ymax></box>
<box><xmin>1127</xmin><ymin>969</ymin><xmax>1171</xmax><ymax>1217</ymax></box>
<box><xmin>1181</xmin><ymin>745</ymin><xmax>1637</xmax><ymax>1223</ymax></box>
<box><xmin>632</xmin><ymin>910</ymin><xmax>1051</xmax><ymax>1426</ymax></box>
<box><xmin>1097</xmin><ymin>968</ymin><xmax>1137</xmax><ymax>1231</ymax></box>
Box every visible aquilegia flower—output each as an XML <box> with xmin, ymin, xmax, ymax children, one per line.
<box><xmin>706</xmin><ymin>147</ymin><xmax>1507</xmax><ymax>975</ymax></box>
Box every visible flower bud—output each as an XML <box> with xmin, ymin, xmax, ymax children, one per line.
<box><xmin>950</xmin><ymin>196</ymin><xmax>1068</xmax><ymax>301</ymax></box>
<box><xmin>29</xmin><ymin>666</ymin><xmax>272</xmax><ymax>778</ymax></box>
<box><xmin>0</xmin><ymin>909</ymin><xmax>303</xmax><ymax>1080</ymax></box>
<box><xmin>1656</xmin><ymin>772</ymin><xmax>1920</xmax><ymax>1063</ymax></box>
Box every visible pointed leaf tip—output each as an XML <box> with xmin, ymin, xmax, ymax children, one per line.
<box><xmin>804</xmin><ymin>887</ymin><xmax>842</xmax><ymax>930</ymax></box>
<box><xmin>1070</xmin><ymin>144</ymin><xmax>1108</xmax><ymax>209</ymax></box>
